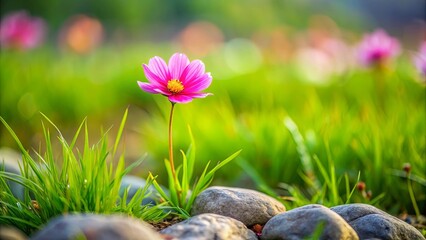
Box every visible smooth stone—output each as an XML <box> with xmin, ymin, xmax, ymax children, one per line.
<box><xmin>0</xmin><ymin>226</ymin><xmax>28</xmax><ymax>240</ymax></box>
<box><xmin>160</xmin><ymin>213</ymin><xmax>258</xmax><ymax>240</ymax></box>
<box><xmin>120</xmin><ymin>175</ymin><xmax>166</xmax><ymax>205</ymax></box>
<box><xmin>191</xmin><ymin>186</ymin><xmax>286</xmax><ymax>226</ymax></box>
<box><xmin>0</xmin><ymin>147</ymin><xmax>25</xmax><ymax>201</ymax></box>
<box><xmin>331</xmin><ymin>203</ymin><xmax>425</xmax><ymax>240</ymax></box>
<box><xmin>30</xmin><ymin>214</ymin><xmax>162</xmax><ymax>240</ymax></box>
<box><xmin>261</xmin><ymin>204</ymin><xmax>359</xmax><ymax>240</ymax></box>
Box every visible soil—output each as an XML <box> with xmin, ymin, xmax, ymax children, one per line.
<box><xmin>149</xmin><ymin>216</ymin><xmax>183</xmax><ymax>232</ymax></box>
<box><xmin>398</xmin><ymin>213</ymin><xmax>426</xmax><ymax>233</ymax></box>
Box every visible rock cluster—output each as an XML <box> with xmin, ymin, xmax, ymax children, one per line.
<box><xmin>331</xmin><ymin>204</ymin><xmax>425</xmax><ymax>240</ymax></box>
<box><xmin>26</xmin><ymin>185</ymin><xmax>425</xmax><ymax>240</ymax></box>
<box><xmin>153</xmin><ymin>185</ymin><xmax>424</xmax><ymax>240</ymax></box>
<box><xmin>1</xmin><ymin>154</ymin><xmax>424</xmax><ymax>240</ymax></box>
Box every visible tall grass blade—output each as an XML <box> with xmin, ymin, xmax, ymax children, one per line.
<box><xmin>284</xmin><ymin>117</ymin><xmax>320</xmax><ymax>188</ymax></box>
<box><xmin>113</xmin><ymin>108</ymin><xmax>128</xmax><ymax>157</ymax></box>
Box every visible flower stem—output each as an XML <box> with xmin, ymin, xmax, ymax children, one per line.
<box><xmin>169</xmin><ymin>103</ymin><xmax>177</xmax><ymax>181</ymax></box>
<box><xmin>374</xmin><ymin>65</ymin><xmax>388</xmax><ymax>112</ymax></box>
<box><xmin>407</xmin><ymin>173</ymin><xmax>420</xmax><ymax>219</ymax></box>
<box><xmin>168</xmin><ymin>102</ymin><xmax>181</xmax><ymax>202</ymax></box>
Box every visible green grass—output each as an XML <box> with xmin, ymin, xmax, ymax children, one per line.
<box><xmin>0</xmin><ymin>45</ymin><xmax>425</xmax><ymax>225</ymax></box>
<box><xmin>0</xmin><ymin>110</ymin><xmax>167</xmax><ymax>235</ymax></box>
<box><xmin>141</xmin><ymin>67</ymin><xmax>425</xmax><ymax>214</ymax></box>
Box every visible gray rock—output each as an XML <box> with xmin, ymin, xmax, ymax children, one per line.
<box><xmin>191</xmin><ymin>186</ymin><xmax>285</xmax><ymax>226</ymax></box>
<box><xmin>30</xmin><ymin>214</ymin><xmax>162</xmax><ymax>240</ymax></box>
<box><xmin>160</xmin><ymin>213</ymin><xmax>258</xmax><ymax>240</ymax></box>
<box><xmin>0</xmin><ymin>148</ymin><xmax>25</xmax><ymax>201</ymax></box>
<box><xmin>331</xmin><ymin>204</ymin><xmax>425</xmax><ymax>240</ymax></box>
<box><xmin>261</xmin><ymin>204</ymin><xmax>359</xmax><ymax>240</ymax></box>
<box><xmin>120</xmin><ymin>175</ymin><xmax>165</xmax><ymax>205</ymax></box>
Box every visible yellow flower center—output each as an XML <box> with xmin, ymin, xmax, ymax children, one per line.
<box><xmin>167</xmin><ymin>79</ymin><xmax>184</xmax><ymax>94</ymax></box>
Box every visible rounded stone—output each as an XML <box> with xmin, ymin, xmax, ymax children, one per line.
<box><xmin>261</xmin><ymin>204</ymin><xmax>359</xmax><ymax>240</ymax></box>
<box><xmin>30</xmin><ymin>214</ymin><xmax>163</xmax><ymax>240</ymax></box>
<box><xmin>331</xmin><ymin>204</ymin><xmax>425</xmax><ymax>240</ymax></box>
<box><xmin>160</xmin><ymin>213</ymin><xmax>258</xmax><ymax>240</ymax></box>
<box><xmin>191</xmin><ymin>186</ymin><xmax>286</xmax><ymax>226</ymax></box>
<box><xmin>120</xmin><ymin>175</ymin><xmax>166</xmax><ymax>205</ymax></box>
<box><xmin>0</xmin><ymin>226</ymin><xmax>28</xmax><ymax>240</ymax></box>
<box><xmin>0</xmin><ymin>147</ymin><xmax>25</xmax><ymax>201</ymax></box>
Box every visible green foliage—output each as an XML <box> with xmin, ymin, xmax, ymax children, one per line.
<box><xmin>0</xmin><ymin>110</ymin><xmax>167</xmax><ymax>235</ymax></box>
<box><xmin>158</xmin><ymin>66</ymin><xmax>425</xmax><ymax>214</ymax></box>
<box><xmin>282</xmin><ymin>116</ymin><xmax>386</xmax><ymax>208</ymax></box>
<box><xmin>239</xmin><ymin>117</ymin><xmax>366</xmax><ymax>210</ymax></box>
<box><xmin>0</xmin><ymin>46</ymin><xmax>425</xmax><ymax>217</ymax></box>
<box><xmin>149</xmin><ymin>126</ymin><xmax>241</xmax><ymax>218</ymax></box>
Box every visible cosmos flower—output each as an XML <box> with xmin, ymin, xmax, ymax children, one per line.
<box><xmin>357</xmin><ymin>29</ymin><xmax>400</xmax><ymax>67</ymax></box>
<box><xmin>413</xmin><ymin>42</ymin><xmax>426</xmax><ymax>77</ymax></box>
<box><xmin>0</xmin><ymin>11</ymin><xmax>46</xmax><ymax>50</ymax></box>
<box><xmin>138</xmin><ymin>53</ymin><xmax>212</xmax><ymax>103</ymax></box>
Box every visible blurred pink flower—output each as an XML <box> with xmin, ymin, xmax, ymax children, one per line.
<box><xmin>0</xmin><ymin>11</ymin><xmax>46</xmax><ymax>50</ymax></box>
<box><xmin>357</xmin><ymin>29</ymin><xmax>400</xmax><ymax>67</ymax></box>
<box><xmin>178</xmin><ymin>21</ymin><xmax>224</xmax><ymax>57</ymax></box>
<box><xmin>59</xmin><ymin>15</ymin><xmax>103</xmax><ymax>54</ymax></box>
<box><xmin>413</xmin><ymin>42</ymin><xmax>426</xmax><ymax>77</ymax></box>
<box><xmin>138</xmin><ymin>53</ymin><xmax>212</xmax><ymax>103</ymax></box>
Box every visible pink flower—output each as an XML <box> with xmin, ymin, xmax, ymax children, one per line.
<box><xmin>413</xmin><ymin>42</ymin><xmax>426</xmax><ymax>77</ymax></box>
<box><xmin>357</xmin><ymin>29</ymin><xmax>400</xmax><ymax>67</ymax></box>
<box><xmin>0</xmin><ymin>11</ymin><xmax>46</xmax><ymax>50</ymax></box>
<box><xmin>59</xmin><ymin>15</ymin><xmax>104</xmax><ymax>54</ymax></box>
<box><xmin>138</xmin><ymin>53</ymin><xmax>212</xmax><ymax>103</ymax></box>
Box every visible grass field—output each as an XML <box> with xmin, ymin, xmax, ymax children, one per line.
<box><xmin>1</xmin><ymin>41</ymin><xmax>425</xmax><ymax>234</ymax></box>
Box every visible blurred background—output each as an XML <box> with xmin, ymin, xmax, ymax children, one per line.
<box><xmin>1</xmin><ymin>0</ymin><xmax>425</xmax><ymax>40</ymax></box>
<box><xmin>1</xmin><ymin>0</ymin><xmax>425</xmax><ymax>215</ymax></box>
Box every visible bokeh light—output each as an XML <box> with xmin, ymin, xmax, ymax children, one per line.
<box><xmin>0</xmin><ymin>10</ymin><xmax>45</xmax><ymax>50</ymax></box>
<box><xmin>177</xmin><ymin>21</ymin><xmax>224</xmax><ymax>57</ymax></box>
<box><xmin>59</xmin><ymin>15</ymin><xmax>104</xmax><ymax>54</ymax></box>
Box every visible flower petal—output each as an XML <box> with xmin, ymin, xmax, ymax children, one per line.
<box><xmin>138</xmin><ymin>81</ymin><xmax>169</xmax><ymax>95</ymax></box>
<box><xmin>168</xmin><ymin>94</ymin><xmax>194</xmax><ymax>104</ymax></box>
<box><xmin>143</xmin><ymin>64</ymin><xmax>166</xmax><ymax>85</ymax></box>
<box><xmin>147</xmin><ymin>56</ymin><xmax>170</xmax><ymax>81</ymax></box>
<box><xmin>183</xmin><ymin>73</ymin><xmax>212</xmax><ymax>93</ymax></box>
<box><xmin>186</xmin><ymin>92</ymin><xmax>213</xmax><ymax>98</ymax></box>
<box><xmin>180</xmin><ymin>60</ymin><xmax>205</xmax><ymax>85</ymax></box>
<box><xmin>169</xmin><ymin>92</ymin><xmax>213</xmax><ymax>103</ymax></box>
<box><xmin>169</xmin><ymin>53</ymin><xmax>190</xmax><ymax>80</ymax></box>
